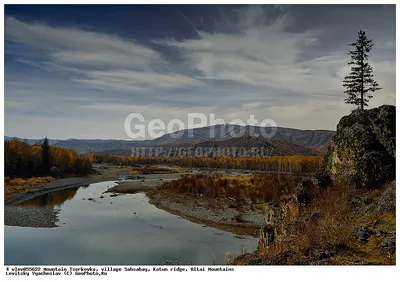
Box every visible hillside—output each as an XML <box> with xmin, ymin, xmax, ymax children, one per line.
<box><xmin>147</xmin><ymin>125</ymin><xmax>334</xmax><ymax>152</ymax></box>
<box><xmin>4</xmin><ymin>137</ymin><xmax>149</xmax><ymax>154</ymax></box>
<box><xmin>4</xmin><ymin>136</ymin><xmax>59</xmax><ymax>145</ymax></box>
<box><xmin>52</xmin><ymin>139</ymin><xmax>148</xmax><ymax>154</ymax></box>
<box><xmin>5</xmin><ymin>125</ymin><xmax>334</xmax><ymax>155</ymax></box>
<box><xmin>194</xmin><ymin>135</ymin><xmax>318</xmax><ymax>157</ymax></box>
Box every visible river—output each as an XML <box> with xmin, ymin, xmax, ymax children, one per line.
<box><xmin>4</xmin><ymin>181</ymin><xmax>258</xmax><ymax>265</ymax></box>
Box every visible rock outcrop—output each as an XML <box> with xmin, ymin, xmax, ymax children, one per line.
<box><xmin>254</xmin><ymin>105</ymin><xmax>396</xmax><ymax>265</ymax></box>
<box><xmin>372</xmin><ymin>180</ymin><xmax>396</xmax><ymax>214</ymax></box>
<box><xmin>259</xmin><ymin>196</ymin><xmax>300</xmax><ymax>256</ymax></box>
<box><xmin>324</xmin><ymin>105</ymin><xmax>395</xmax><ymax>189</ymax></box>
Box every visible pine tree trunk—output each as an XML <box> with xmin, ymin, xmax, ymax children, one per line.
<box><xmin>361</xmin><ymin>37</ymin><xmax>364</xmax><ymax>111</ymax></box>
<box><xmin>361</xmin><ymin>58</ymin><xmax>364</xmax><ymax>111</ymax></box>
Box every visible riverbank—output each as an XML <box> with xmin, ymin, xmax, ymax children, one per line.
<box><xmin>4</xmin><ymin>165</ymin><xmax>133</xmax><ymax>205</ymax></box>
<box><xmin>5</xmin><ymin>205</ymin><xmax>60</xmax><ymax>228</ymax></box>
<box><xmin>104</xmin><ymin>173</ymin><xmax>187</xmax><ymax>194</ymax></box>
<box><xmin>148</xmin><ymin>189</ymin><xmax>264</xmax><ymax>237</ymax></box>
<box><xmin>5</xmin><ymin>181</ymin><xmax>259</xmax><ymax>265</ymax></box>
<box><xmin>106</xmin><ymin>168</ymin><xmax>264</xmax><ymax>236</ymax></box>
<box><xmin>146</xmin><ymin>172</ymin><xmax>306</xmax><ymax>237</ymax></box>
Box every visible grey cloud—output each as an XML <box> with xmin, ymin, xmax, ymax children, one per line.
<box><xmin>4</xmin><ymin>5</ymin><xmax>396</xmax><ymax>139</ymax></box>
<box><xmin>5</xmin><ymin>16</ymin><xmax>202</xmax><ymax>92</ymax></box>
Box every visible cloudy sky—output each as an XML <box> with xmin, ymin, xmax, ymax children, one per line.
<box><xmin>4</xmin><ymin>4</ymin><xmax>396</xmax><ymax>140</ymax></box>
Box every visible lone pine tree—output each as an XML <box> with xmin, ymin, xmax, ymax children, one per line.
<box><xmin>41</xmin><ymin>137</ymin><xmax>50</xmax><ymax>173</ymax></box>
<box><xmin>343</xmin><ymin>30</ymin><xmax>381</xmax><ymax>110</ymax></box>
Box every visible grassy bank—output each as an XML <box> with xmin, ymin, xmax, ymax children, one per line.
<box><xmin>4</xmin><ymin>165</ymin><xmax>135</xmax><ymax>204</ymax></box>
<box><xmin>148</xmin><ymin>173</ymin><xmax>305</xmax><ymax>236</ymax></box>
<box><xmin>4</xmin><ymin>176</ymin><xmax>55</xmax><ymax>201</ymax></box>
<box><xmin>233</xmin><ymin>179</ymin><xmax>396</xmax><ymax>265</ymax></box>
<box><xmin>149</xmin><ymin>171</ymin><xmax>395</xmax><ymax>265</ymax></box>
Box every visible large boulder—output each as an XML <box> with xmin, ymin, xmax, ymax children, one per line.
<box><xmin>324</xmin><ymin>105</ymin><xmax>395</xmax><ymax>189</ymax></box>
<box><xmin>373</xmin><ymin>180</ymin><xmax>396</xmax><ymax>214</ymax></box>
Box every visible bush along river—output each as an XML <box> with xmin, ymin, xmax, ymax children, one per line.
<box><xmin>4</xmin><ymin>181</ymin><xmax>258</xmax><ymax>265</ymax></box>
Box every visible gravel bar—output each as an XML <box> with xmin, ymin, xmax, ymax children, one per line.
<box><xmin>153</xmin><ymin>199</ymin><xmax>265</xmax><ymax>227</ymax></box>
<box><xmin>5</xmin><ymin>205</ymin><xmax>60</xmax><ymax>228</ymax></box>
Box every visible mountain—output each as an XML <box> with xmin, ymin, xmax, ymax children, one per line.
<box><xmin>4</xmin><ymin>136</ymin><xmax>149</xmax><ymax>154</ymax></box>
<box><xmin>4</xmin><ymin>125</ymin><xmax>335</xmax><ymax>156</ymax></box>
<box><xmin>194</xmin><ymin>135</ymin><xmax>318</xmax><ymax>157</ymax></box>
<box><xmin>51</xmin><ymin>139</ymin><xmax>98</xmax><ymax>153</ymax></box>
<box><xmin>52</xmin><ymin>139</ymin><xmax>149</xmax><ymax>154</ymax></box>
<box><xmin>147</xmin><ymin>124</ymin><xmax>335</xmax><ymax>152</ymax></box>
<box><xmin>125</xmin><ymin>134</ymin><xmax>319</xmax><ymax>157</ymax></box>
<box><xmin>4</xmin><ymin>136</ymin><xmax>59</xmax><ymax>145</ymax></box>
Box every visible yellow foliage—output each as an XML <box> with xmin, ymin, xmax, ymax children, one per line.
<box><xmin>90</xmin><ymin>154</ymin><xmax>323</xmax><ymax>173</ymax></box>
<box><xmin>5</xmin><ymin>139</ymin><xmax>92</xmax><ymax>178</ymax></box>
<box><xmin>7</xmin><ymin>176</ymin><xmax>55</xmax><ymax>187</ymax></box>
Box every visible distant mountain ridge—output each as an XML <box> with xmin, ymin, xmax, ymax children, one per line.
<box><xmin>4</xmin><ymin>136</ymin><xmax>60</xmax><ymax>145</ymax></box>
<box><xmin>5</xmin><ymin>124</ymin><xmax>335</xmax><ymax>156</ymax></box>
<box><xmin>147</xmin><ymin>124</ymin><xmax>335</xmax><ymax>154</ymax></box>
<box><xmin>194</xmin><ymin>134</ymin><xmax>319</xmax><ymax>157</ymax></box>
<box><xmin>52</xmin><ymin>139</ymin><xmax>147</xmax><ymax>154</ymax></box>
<box><xmin>4</xmin><ymin>137</ymin><xmax>149</xmax><ymax>154</ymax></box>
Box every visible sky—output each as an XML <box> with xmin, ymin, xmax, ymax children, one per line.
<box><xmin>4</xmin><ymin>4</ymin><xmax>396</xmax><ymax>140</ymax></box>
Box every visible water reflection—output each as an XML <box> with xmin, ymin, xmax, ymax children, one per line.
<box><xmin>18</xmin><ymin>187</ymin><xmax>78</xmax><ymax>208</ymax></box>
<box><xmin>6</xmin><ymin>187</ymin><xmax>79</xmax><ymax>228</ymax></box>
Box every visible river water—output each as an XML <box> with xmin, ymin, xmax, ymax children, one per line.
<box><xmin>4</xmin><ymin>181</ymin><xmax>258</xmax><ymax>265</ymax></box>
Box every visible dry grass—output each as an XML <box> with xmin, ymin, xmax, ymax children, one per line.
<box><xmin>255</xmin><ymin>179</ymin><xmax>396</xmax><ymax>265</ymax></box>
<box><xmin>154</xmin><ymin>173</ymin><xmax>302</xmax><ymax>204</ymax></box>
<box><xmin>132</xmin><ymin>167</ymin><xmax>185</xmax><ymax>174</ymax></box>
<box><xmin>4</xmin><ymin>176</ymin><xmax>55</xmax><ymax>200</ymax></box>
<box><xmin>152</xmin><ymin>171</ymin><xmax>395</xmax><ymax>265</ymax></box>
<box><xmin>330</xmin><ymin>212</ymin><xmax>395</xmax><ymax>265</ymax></box>
<box><xmin>7</xmin><ymin>176</ymin><xmax>54</xmax><ymax>187</ymax></box>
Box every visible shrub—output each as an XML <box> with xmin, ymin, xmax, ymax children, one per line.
<box><xmin>155</xmin><ymin>173</ymin><xmax>302</xmax><ymax>203</ymax></box>
<box><xmin>9</xmin><ymin>178</ymin><xmax>27</xmax><ymax>186</ymax></box>
<box><xmin>49</xmin><ymin>166</ymin><xmax>62</xmax><ymax>177</ymax></box>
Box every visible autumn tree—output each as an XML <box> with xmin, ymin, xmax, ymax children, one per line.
<box><xmin>5</xmin><ymin>139</ymin><xmax>92</xmax><ymax>178</ymax></box>
<box><xmin>41</xmin><ymin>137</ymin><xmax>50</xmax><ymax>173</ymax></box>
<box><xmin>343</xmin><ymin>30</ymin><xmax>381</xmax><ymax>110</ymax></box>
